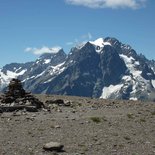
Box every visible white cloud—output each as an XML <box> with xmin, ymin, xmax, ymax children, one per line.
<box><xmin>66</xmin><ymin>42</ymin><xmax>74</xmax><ymax>46</ymax></box>
<box><xmin>66</xmin><ymin>32</ymin><xmax>93</xmax><ymax>46</ymax></box>
<box><xmin>81</xmin><ymin>32</ymin><xmax>92</xmax><ymax>40</ymax></box>
<box><xmin>25</xmin><ymin>46</ymin><xmax>62</xmax><ymax>55</ymax></box>
<box><xmin>65</xmin><ymin>0</ymin><xmax>147</xmax><ymax>9</ymax></box>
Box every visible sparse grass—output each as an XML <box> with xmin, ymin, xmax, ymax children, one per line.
<box><xmin>140</xmin><ymin>118</ymin><xmax>146</xmax><ymax>122</ymax></box>
<box><xmin>124</xmin><ymin>136</ymin><xmax>131</xmax><ymax>141</ymax></box>
<box><xmin>29</xmin><ymin>151</ymin><xmax>35</xmax><ymax>155</ymax></box>
<box><xmin>90</xmin><ymin>117</ymin><xmax>101</xmax><ymax>123</ymax></box>
<box><xmin>50</xmin><ymin>125</ymin><xmax>55</xmax><ymax>128</ymax></box>
<box><xmin>78</xmin><ymin>103</ymin><xmax>82</xmax><ymax>107</ymax></box>
<box><xmin>118</xmin><ymin>144</ymin><xmax>124</xmax><ymax>148</ymax></box>
<box><xmin>151</xmin><ymin>111</ymin><xmax>155</xmax><ymax>115</ymax></box>
<box><xmin>78</xmin><ymin>143</ymin><xmax>86</xmax><ymax>147</ymax></box>
<box><xmin>127</xmin><ymin>113</ymin><xmax>134</xmax><ymax>119</ymax></box>
<box><xmin>37</xmin><ymin>128</ymin><xmax>44</xmax><ymax>132</ymax></box>
<box><xmin>112</xmin><ymin>133</ymin><xmax>119</xmax><ymax>136</ymax></box>
<box><xmin>102</xmin><ymin>116</ymin><xmax>107</xmax><ymax>122</ymax></box>
<box><xmin>82</xmin><ymin>147</ymin><xmax>89</xmax><ymax>152</ymax></box>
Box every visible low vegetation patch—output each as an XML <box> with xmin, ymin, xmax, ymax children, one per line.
<box><xmin>124</xmin><ymin>136</ymin><xmax>131</xmax><ymax>141</ymax></box>
<box><xmin>151</xmin><ymin>111</ymin><xmax>155</xmax><ymax>115</ymax></box>
<box><xmin>127</xmin><ymin>113</ymin><xmax>134</xmax><ymax>119</ymax></box>
<box><xmin>90</xmin><ymin>117</ymin><xmax>101</xmax><ymax>123</ymax></box>
<box><xmin>140</xmin><ymin>118</ymin><xmax>146</xmax><ymax>122</ymax></box>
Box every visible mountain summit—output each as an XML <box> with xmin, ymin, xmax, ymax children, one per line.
<box><xmin>1</xmin><ymin>37</ymin><xmax>155</xmax><ymax>100</ymax></box>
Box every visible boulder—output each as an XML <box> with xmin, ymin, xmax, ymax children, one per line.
<box><xmin>43</xmin><ymin>142</ymin><xmax>64</xmax><ymax>152</ymax></box>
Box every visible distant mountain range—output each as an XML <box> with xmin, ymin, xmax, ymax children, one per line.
<box><xmin>1</xmin><ymin>37</ymin><xmax>155</xmax><ymax>101</ymax></box>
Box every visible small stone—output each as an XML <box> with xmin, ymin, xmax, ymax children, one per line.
<box><xmin>43</xmin><ymin>142</ymin><xmax>64</xmax><ymax>152</ymax></box>
<box><xmin>32</xmin><ymin>114</ymin><xmax>36</xmax><ymax>117</ymax></box>
<box><xmin>12</xmin><ymin>111</ymin><xmax>21</xmax><ymax>116</ymax></box>
<box><xmin>57</xmin><ymin>108</ymin><xmax>62</xmax><ymax>112</ymax></box>
<box><xmin>72</xmin><ymin>109</ymin><xmax>76</xmax><ymax>113</ymax></box>
<box><xmin>10</xmin><ymin>102</ymin><xmax>15</xmax><ymax>106</ymax></box>
<box><xmin>55</xmin><ymin>125</ymin><xmax>61</xmax><ymax>129</ymax></box>
<box><xmin>64</xmin><ymin>100</ymin><xmax>71</xmax><ymax>106</ymax></box>
<box><xmin>25</xmin><ymin>101</ymin><xmax>31</xmax><ymax>106</ymax></box>
<box><xmin>71</xmin><ymin>118</ymin><xmax>76</xmax><ymax>120</ymax></box>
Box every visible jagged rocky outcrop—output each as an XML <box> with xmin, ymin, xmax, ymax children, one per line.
<box><xmin>1</xmin><ymin>37</ymin><xmax>155</xmax><ymax>100</ymax></box>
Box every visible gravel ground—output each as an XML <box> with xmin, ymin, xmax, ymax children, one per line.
<box><xmin>0</xmin><ymin>94</ymin><xmax>155</xmax><ymax>155</ymax></box>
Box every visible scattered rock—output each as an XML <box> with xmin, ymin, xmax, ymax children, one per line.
<box><xmin>43</xmin><ymin>142</ymin><xmax>64</xmax><ymax>152</ymax></box>
<box><xmin>72</xmin><ymin>109</ymin><xmax>76</xmax><ymax>113</ymax></box>
<box><xmin>45</xmin><ymin>99</ymin><xmax>71</xmax><ymax>107</ymax></box>
<box><xmin>0</xmin><ymin>78</ymin><xmax>44</xmax><ymax>112</ymax></box>
<box><xmin>54</xmin><ymin>125</ymin><xmax>61</xmax><ymax>129</ymax></box>
<box><xmin>64</xmin><ymin>100</ymin><xmax>71</xmax><ymax>106</ymax></box>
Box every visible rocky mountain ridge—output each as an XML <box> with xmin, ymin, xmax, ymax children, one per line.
<box><xmin>1</xmin><ymin>37</ymin><xmax>155</xmax><ymax>100</ymax></box>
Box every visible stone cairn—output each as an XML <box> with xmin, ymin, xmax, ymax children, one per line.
<box><xmin>0</xmin><ymin>78</ymin><xmax>44</xmax><ymax>112</ymax></box>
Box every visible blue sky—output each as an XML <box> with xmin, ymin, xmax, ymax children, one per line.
<box><xmin>0</xmin><ymin>0</ymin><xmax>155</xmax><ymax>67</ymax></box>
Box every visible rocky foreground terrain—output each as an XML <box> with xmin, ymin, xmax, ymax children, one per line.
<box><xmin>0</xmin><ymin>94</ymin><xmax>155</xmax><ymax>155</ymax></box>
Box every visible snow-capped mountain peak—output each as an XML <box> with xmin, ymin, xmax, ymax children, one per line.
<box><xmin>1</xmin><ymin>37</ymin><xmax>155</xmax><ymax>101</ymax></box>
<box><xmin>90</xmin><ymin>37</ymin><xmax>111</xmax><ymax>46</ymax></box>
<box><xmin>89</xmin><ymin>38</ymin><xmax>104</xmax><ymax>47</ymax></box>
<box><xmin>73</xmin><ymin>38</ymin><xmax>111</xmax><ymax>52</ymax></box>
<box><xmin>89</xmin><ymin>38</ymin><xmax>111</xmax><ymax>52</ymax></box>
<box><xmin>0</xmin><ymin>63</ymin><xmax>30</xmax><ymax>90</ymax></box>
<box><xmin>49</xmin><ymin>47</ymin><xmax>62</xmax><ymax>54</ymax></box>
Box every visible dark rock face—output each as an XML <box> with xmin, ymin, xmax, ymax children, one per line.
<box><xmin>40</xmin><ymin>44</ymin><xmax>101</xmax><ymax>97</ymax></box>
<box><xmin>141</xmin><ymin>63</ymin><xmax>155</xmax><ymax>80</ymax></box>
<box><xmin>99</xmin><ymin>45</ymin><xmax>127</xmax><ymax>86</ymax></box>
<box><xmin>104</xmin><ymin>37</ymin><xmax>137</xmax><ymax>59</ymax></box>
<box><xmin>42</xmin><ymin>43</ymin><xmax>127</xmax><ymax>98</ymax></box>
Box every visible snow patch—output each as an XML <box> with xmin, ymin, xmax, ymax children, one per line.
<box><xmin>43</xmin><ymin>78</ymin><xmax>53</xmax><ymax>84</ymax></box>
<box><xmin>44</xmin><ymin>59</ymin><xmax>51</xmax><ymax>64</ymax></box>
<box><xmin>152</xmin><ymin>80</ymin><xmax>155</xmax><ymax>88</ymax></box>
<box><xmin>42</xmin><ymin>62</ymin><xmax>66</xmax><ymax>84</ymax></box>
<box><xmin>1</xmin><ymin>69</ymin><xmax>27</xmax><ymax>80</ymax></box>
<box><xmin>49</xmin><ymin>62</ymin><xmax>66</xmax><ymax>76</ymax></box>
<box><xmin>35</xmin><ymin>71</ymin><xmax>46</xmax><ymax>79</ymax></box>
<box><xmin>122</xmin><ymin>75</ymin><xmax>132</xmax><ymax>82</ymax></box>
<box><xmin>121</xmin><ymin>44</ymin><xmax>132</xmax><ymax>50</ymax></box>
<box><xmin>119</xmin><ymin>54</ymin><xmax>141</xmax><ymax>77</ymax></box>
<box><xmin>0</xmin><ymin>69</ymin><xmax>27</xmax><ymax>90</ymax></box>
<box><xmin>90</xmin><ymin>38</ymin><xmax>111</xmax><ymax>47</ymax></box>
<box><xmin>130</xmin><ymin>97</ymin><xmax>138</xmax><ymax>101</ymax></box>
<box><xmin>89</xmin><ymin>38</ymin><xmax>111</xmax><ymax>53</ymax></box>
<box><xmin>100</xmin><ymin>52</ymin><xmax>152</xmax><ymax>99</ymax></box>
<box><xmin>100</xmin><ymin>84</ymin><xmax>123</xmax><ymax>99</ymax></box>
<box><xmin>120</xmin><ymin>54</ymin><xmax>152</xmax><ymax>99</ymax></box>
<box><xmin>36</xmin><ymin>60</ymin><xmax>40</xmax><ymax>64</ymax></box>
